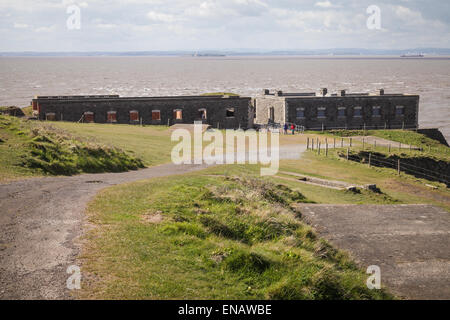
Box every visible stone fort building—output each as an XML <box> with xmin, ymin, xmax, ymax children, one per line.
<box><xmin>32</xmin><ymin>94</ymin><xmax>254</xmax><ymax>129</ymax></box>
<box><xmin>255</xmin><ymin>88</ymin><xmax>419</xmax><ymax>130</ymax></box>
<box><xmin>32</xmin><ymin>88</ymin><xmax>419</xmax><ymax>130</ymax></box>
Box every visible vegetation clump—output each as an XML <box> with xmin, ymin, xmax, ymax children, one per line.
<box><xmin>81</xmin><ymin>173</ymin><xmax>393</xmax><ymax>299</ymax></box>
<box><xmin>0</xmin><ymin>115</ymin><xmax>144</xmax><ymax>176</ymax></box>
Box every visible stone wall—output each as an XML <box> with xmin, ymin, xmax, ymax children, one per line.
<box><xmin>34</xmin><ymin>96</ymin><xmax>253</xmax><ymax>129</ymax></box>
<box><xmin>255</xmin><ymin>94</ymin><xmax>419</xmax><ymax>130</ymax></box>
<box><xmin>255</xmin><ymin>95</ymin><xmax>286</xmax><ymax>125</ymax></box>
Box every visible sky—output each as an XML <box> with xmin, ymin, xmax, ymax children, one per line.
<box><xmin>0</xmin><ymin>0</ymin><xmax>449</xmax><ymax>51</ymax></box>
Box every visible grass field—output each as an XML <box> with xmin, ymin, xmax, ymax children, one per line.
<box><xmin>78</xmin><ymin>165</ymin><xmax>392</xmax><ymax>300</ymax></box>
<box><xmin>53</xmin><ymin>122</ymin><xmax>174</xmax><ymax>166</ymax></box>
<box><xmin>0</xmin><ymin>116</ymin><xmax>145</xmax><ymax>182</ymax></box>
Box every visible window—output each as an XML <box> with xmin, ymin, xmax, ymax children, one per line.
<box><xmin>173</xmin><ymin>109</ymin><xmax>183</xmax><ymax>120</ymax></box>
<box><xmin>152</xmin><ymin>110</ymin><xmax>161</xmax><ymax>121</ymax></box>
<box><xmin>353</xmin><ymin>107</ymin><xmax>362</xmax><ymax>117</ymax></box>
<box><xmin>107</xmin><ymin>111</ymin><xmax>117</xmax><ymax>122</ymax></box>
<box><xmin>372</xmin><ymin>106</ymin><xmax>381</xmax><ymax>117</ymax></box>
<box><xmin>396</xmin><ymin>106</ymin><xmax>404</xmax><ymax>116</ymax></box>
<box><xmin>198</xmin><ymin>108</ymin><xmax>207</xmax><ymax>120</ymax></box>
<box><xmin>296</xmin><ymin>108</ymin><xmax>305</xmax><ymax>119</ymax></box>
<box><xmin>130</xmin><ymin>110</ymin><xmax>139</xmax><ymax>121</ymax></box>
<box><xmin>338</xmin><ymin>108</ymin><xmax>346</xmax><ymax>117</ymax></box>
<box><xmin>45</xmin><ymin>112</ymin><xmax>56</xmax><ymax>121</ymax></box>
<box><xmin>84</xmin><ymin>111</ymin><xmax>94</xmax><ymax>123</ymax></box>
<box><xmin>269</xmin><ymin>107</ymin><xmax>274</xmax><ymax>121</ymax></box>
<box><xmin>226</xmin><ymin>108</ymin><xmax>235</xmax><ymax>118</ymax></box>
<box><xmin>317</xmin><ymin>107</ymin><xmax>326</xmax><ymax>118</ymax></box>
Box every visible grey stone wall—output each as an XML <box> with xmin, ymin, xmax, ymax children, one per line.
<box><xmin>34</xmin><ymin>96</ymin><xmax>253</xmax><ymax>129</ymax></box>
<box><xmin>255</xmin><ymin>94</ymin><xmax>419</xmax><ymax>130</ymax></box>
<box><xmin>255</xmin><ymin>96</ymin><xmax>286</xmax><ymax>125</ymax></box>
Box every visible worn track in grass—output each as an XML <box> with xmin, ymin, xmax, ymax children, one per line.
<box><xmin>0</xmin><ymin>163</ymin><xmax>209</xmax><ymax>299</ymax></box>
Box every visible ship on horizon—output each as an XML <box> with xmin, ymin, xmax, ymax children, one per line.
<box><xmin>400</xmin><ymin>53</ymin><xmax>424</xmax><ymax>58</ymax></box>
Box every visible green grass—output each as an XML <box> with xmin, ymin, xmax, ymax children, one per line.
<box><xmin>279</xmin><ymin>150</ymin><xmax>450</xmax><ymax>211</ymax></box>
<box><xmin>21</xmin><ymin>106</ymin><xmax>33</xmax><ymax>116</ymax></box>
<box><xmin>79</xmin><ymin>166</ymin><xmax>392</xmax><ymax>300</ymax></box>
<box><xmin>312</xmin><ymin>129</ymin><xmax>450</xmax><ymax>160</ymax></box>
<box><xmin>53</xmin><ymin>122</ymin><xmax>174</xmax><ymax>166</ymax></box>
<box><xmin>0</xmin><ymin>115</ymin><xmax>144</xmax><ymax>181</ymax></box>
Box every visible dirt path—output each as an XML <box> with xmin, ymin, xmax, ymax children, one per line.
<box><xmin>296</xmin><ymin>204</ymin><xmax>450</xmax><ymax>300</ymax></box>
<box><xmin>0</xmin><ymin>142</ymin><xmax>311</xmax><ymax>300</ymax></box>
<box><xmin>0</xmin><ymin>163</ymin><xmax>209</xmax><ymax>299</ymax></box>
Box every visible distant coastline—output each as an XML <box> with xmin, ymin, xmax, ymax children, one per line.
<box><xmin>1</xmin><ymin>48</ymin><xmax>450</xmax><ymax>57</ymax></box>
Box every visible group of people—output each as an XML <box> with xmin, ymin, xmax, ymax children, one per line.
<box><xmin>283</xmin><ymin>123</ymin><xmax>296</xmax><ymax>135</ymax></box>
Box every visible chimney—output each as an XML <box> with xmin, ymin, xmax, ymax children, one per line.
<box><xmin>379</xmin><ymin>88</ymin><xmax>385</xmax><ymax>95</ymax></box>
<box><xmin>339</xmin><ymin>90</ymin><xmax>346</xmax><ymax>97</ymax></box>
<box><xmin>276</xmin><ymin>90</ymin><xmax>283</xmax><ymax>96</ymax></box>
<box><xmin>263</xmin><ymin>89</ymin><xmax>270</xmax><ymax>95</ymax></box>
<box><xmin>320</xmin><ymin>88</ymin><xmax>328</xmax><ymax>96</ymax></box>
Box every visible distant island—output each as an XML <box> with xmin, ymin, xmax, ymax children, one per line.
<box><xmin>1</xmin><ymin>48</ymin><xmax>450</xmax><ymax>57</ymax></box>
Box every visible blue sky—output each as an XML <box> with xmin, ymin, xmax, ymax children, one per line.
<box><xmin>1</xmin><ymin>0</ymin><xmax>449</xmax><ymax>51</ymax></box>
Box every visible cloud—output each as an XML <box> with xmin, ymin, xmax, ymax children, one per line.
<box><xmin>13</xmin><ymin>23</ymin><xmax>28</xmax><ymax>29</ymax></box>
<box><xmin>147</xmin><ymin>11</ymin><xmax>176</xmax><ymax>23</ymax></box>
<box><xmin>0</xmin><ymin>0</ymin><xmax>449</xmax><ymax>51</ymax></box>
<box><xmin>315</xmin><ymin>1</ymin><xmax>336</xmax><ymax>8</ymax></box>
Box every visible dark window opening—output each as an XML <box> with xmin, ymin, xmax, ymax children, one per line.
<box><xmin>226</xmin><ymin>108</ymin><xmax>235</xmax><ymax>118</ymax></box>
<box><xmin>198</xmin><ymin>108</ymin><xmax>207</xmax><ymax>119</ymax></box>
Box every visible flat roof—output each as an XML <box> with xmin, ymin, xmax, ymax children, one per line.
<box><xmin>33</xmin><ymin>94</ymin><xmax>250</xmax><ymax>101</ymax></box>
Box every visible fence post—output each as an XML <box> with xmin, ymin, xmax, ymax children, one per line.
<box><xmin>368</xmin><ymin>153</ymin><xmax>371</xmax><ymax>167</ymax></box>
<box><xmin>397</xmin><ymin>159</ymin><xmax>401</xmax><ymax>175</ymax></box>
<box><xmin>341</xmin><ymin>138</ymin><xmax>344</xmax><ymax>148</ymax></box>
<box><xmin>318</xmin><ymin>142</ymin><xmax>321</xmax><ymax>155</ymax></box>
<box><xmin>346</xmin><ymin>148</ymin><xmax>349</xmax><ymax>160</ymax></box>
<box><xmin>350</xmin><ymin>137</ymin><xmax>352</xmax><ymax>147</ymax></box>
<box><xmin>374</xmin><ymin>140</ymin><xmax>377</xmax><ymax>150</ymax></box>
<box><xmin>326</xmin><ymin>143</ymin><xmax>328</xmax><ymax>157</ymax></box>
<box><xmin>388</xmin><ymin>144</ymin><xmax>391</xmax><ymax>153</ymax></box>
<box><xmin>362</xmin><ymin>137</ymin><xmax>365</xmax><ymax>150</ymax></box>
<box><xmin>399</xmin><ymin>142</ymin><xmax>401</xmax><ymax>151</ymax></box>
<box><xmin>307</xmin><ymin>137</ymin><xmax>309</xmax><ymax>150</ymax></box>
<box><xmin>334</xmin><ymin>138</ymin><xmax>336</xmax><ymax>149</ymax></box>
<box><xmin>402</xmin><ymin>121</ymin><xmax>405</xmax><ymax>130</ymax></box>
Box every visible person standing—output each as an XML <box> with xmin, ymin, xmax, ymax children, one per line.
<box><xmin>291</xmin><ymin>124</ymin><xmax>295</xmax><ymax>135</ymax></box>
<box><xmin>283</xmin><ymin>123</ymin><xmax>288</xmax><ymax>135</ymax></box>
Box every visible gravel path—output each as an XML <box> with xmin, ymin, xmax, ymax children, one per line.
<box><xmin>0</xmin><ymin>163</ymin><xmax>209</xmax><ymax>299</ymax></box>
<box><xmin>297</xmin><ymin>204</ymin><xmax>450</xmax><ymax>300</ymax></box>
<box><xmin>0</xmin><ymin>144</ymin><xmax>306</xmax><ymax>299</ymax></box>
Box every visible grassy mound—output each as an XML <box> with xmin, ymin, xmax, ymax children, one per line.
<box><xmin>80</xmin><ymin>171</ymin><xmax>393</xmax><ymax>299</ymax></box>
<box><xmin>0</xmin><ymin>115</ymin><xmax>144</xmax><ymax>176</ymax></box>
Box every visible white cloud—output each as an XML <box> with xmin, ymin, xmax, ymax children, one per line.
<box><xmin>34</xmin><ymin>25</ymin><xmax>55</xmax><ymax>33</ymax></box>
<box><xmin>147</xmin><ymin>11</ymin><xmax>176</xmax><ymax>23</ymax></box>
<box><xmin>13</xmin><ymin>23</ymin><xmax>28</xmax><ymax>29</ymax></box>
<box><xmin>315</xmin><ymin>1</ymin><xmax>336</xmax><ymax>8</ymax></box>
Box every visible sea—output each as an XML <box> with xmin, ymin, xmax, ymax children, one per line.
<box><xmin>0</xmin><ymin>56</ymin><xmax>449</xmax><ymax>141</ymax></box>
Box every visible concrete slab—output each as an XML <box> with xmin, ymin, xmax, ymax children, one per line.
<box><xmin>296</xmin><ymin>203</ymin><xmax>450</xmax><ymax>300</ymax></box>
